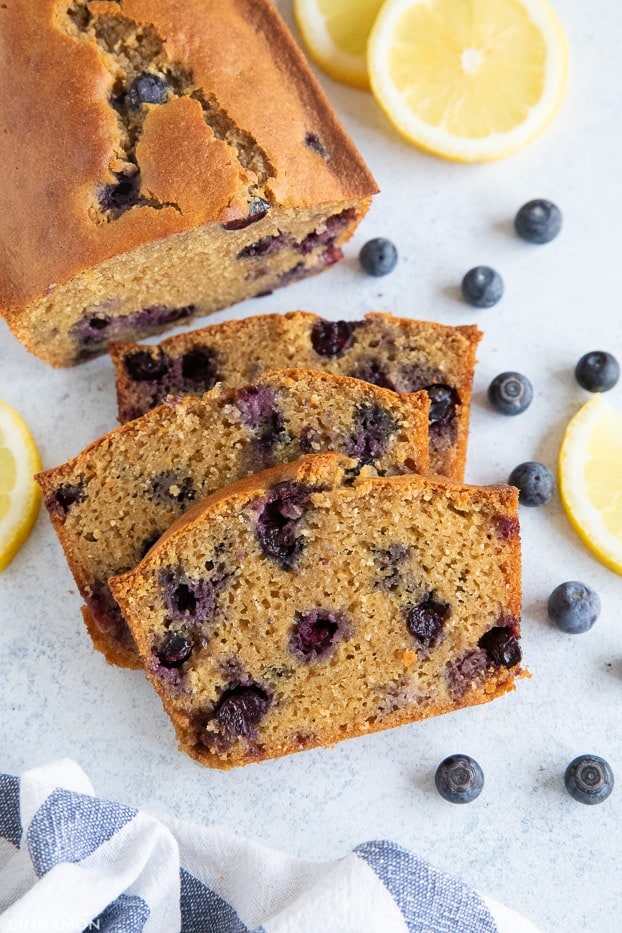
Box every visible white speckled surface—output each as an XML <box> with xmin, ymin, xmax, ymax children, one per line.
<box><xmin>1</xmin><ymin>1</ymin><xmax>621</xmax><ymax>930</ymax></box>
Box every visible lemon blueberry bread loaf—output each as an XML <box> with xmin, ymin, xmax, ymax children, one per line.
<box><xmin>112</xmin><ymin>311</ymin><xmax>482</xmax><ymax>479</ymax></box>
<box><xmin>0</xmin><ymin>0</ymin><xmax>376</xmax><ymax>367</ymax></box>
<box><xmin>109</xmin><ymin>453</ymin><xmax>523</xmax><ymax>770</ymax></box>
<box><xmin>36</xmin><ymin>370</ymin><xmax>429</xmax><ymax>668</ymax></box>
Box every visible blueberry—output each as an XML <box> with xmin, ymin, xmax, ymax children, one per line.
<box><xmin>255</xmin><ymin>482</ymin><xmax>314</xmax><ymax>570</ymax></box>
<box><xmin>148</xmin><ymin>472</ymin><xmax>196</xmax><ymax>505</ymax></box>
<box><xmin>236</xmin><ymin>385</ymin><xmax>285</xmax><ymax>450</ymax></box>
<box><xmin>478</xmin><ymin>625</ymin><xmax>522</xmax><ymax>667</ymax></box>
<box><xmin>350</xmin><ymin>358</ymin><xmax>396</xmax><ymax>391</ymax></box>
<box><xmin>304</xmin><ymin>131</ymin><xmax>328</xmax><ymax>158</ymax></box>
<box><xmin>514</xmin><ymin>199</ymin><xmax>562</xmax><ymax>244</ymax></box>
<box><xmin>99</xmin><ymin>170</ymin><xmax>141</xmax><ymax>215</ymax></box>
<box><xmin>564</xmin><ymin>755</ymin><xmax>614</xmax><ymax>805</ymax></box>
<box><xmin>425</xmin><ymin>384</ymin><xmax>459</xmax><ymax>433</ymax></box>
<box><xmin>347</xmin><ymin>403</ymin><xmax>396</xmax><ymax>464</ymax></box>
<box><xmin>359</xmin><ymin>238</ymin><xmax>398</xmax><ymax>276</ymax></box>
<box><xmin>488</xmin><ymin>372</ymin><xmax>533</xmax><ymax>415</ymax></box>
<box><xmin>160</xmin><ymin>568</ymin><xmax>228</xmax><ymax>625</ymax></box>
<box><xmin>311</xmin><ymin>319</ymin><xmax>358</xmax><ymax>358</ymax></box>
<box><xmin>508</xmin><ymin>461</ymin><xmax>555</xmax><ymax>506</ymax></box>
<box><xmin>126</xmin><ymin>72</ymin><xmax>168</xmax><ymax>108</ymax></box>
<box><xmin>574</xmin><ymin>351</ymin><xmax>620</xmax><ymax>392</ymax></box>
<box><xmin>547</xmin><ymin>581</ymin><xmax>601</xmax><ymax>634</ymax></box>
<box><xmin>446</xmin><ymin>650</ymin><xmax>488</xmax><ymax>698</ymax></box>
<box><xmin>289</xmin><ymin>609</ymin><xmax>349</xmax><ymax>661</ymax></box>
<box><xmin>46</xmin><ymin>482</ymin><xmax>86</xmax><ymax>517</ymax></box>
<box><xmin>180</xmin><ymin>347</ymin><xmax>219</xmax><ymax>389</ymax></box>
<box><xmin>461</xmin><ymin>266</ymin><xmax>504</xmax><ymax>308</ymax></box>
<box><xmin>435</xmin><ymin>754</ymin><xmax>484</xmax><ymax>804</ymax></box>
<box><xmin>202</xmin><ymin>684</ymin><xmax>271</xmax><ymax>752</ymax></box>
<box><xmin>124</xmin><ymin>349</ymin><xmax>170</xmax><ymax>382</ymax></box>
<box><xmin>222</xmin><ymin>197</ymin><xmax>270</xmax><ymax>231</ymax></box>
<box><xmin>156</xmin><ymin>631</ymin><xmax>193</xmax><ymax>668</ymax></box>
<box><xmin>406</xmin><ymin>596</ymin><xmax>450</xmax><ymax>646</ymax></box>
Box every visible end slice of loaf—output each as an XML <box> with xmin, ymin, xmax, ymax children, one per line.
<box><xmin>109</xmin><ymin>453</ymin><xmax>523</xmax><ymax>770</ymax></box>
<box><xmin>111</xmin><ymin>310</ymin><xmax>482</xmax><ymax>480</ymax></box>
<box><xmin>36</xmin><ymin>370</ymin><xmax>429</xmax><ymax>668</ymax></box>
<box><xmin>0</xmin><ymin>0</ymin><xmax>376</xmax><ymax>366</ymax></box>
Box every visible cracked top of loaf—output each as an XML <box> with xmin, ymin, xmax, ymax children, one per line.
<box><xmin>0</xmin><ymin>0</ymin><xmax>377</xmax><ymax>312</ymax></box>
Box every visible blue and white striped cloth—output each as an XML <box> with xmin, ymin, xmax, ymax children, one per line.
<box><xmin>0</xmin><ymin>760</ymin><xmax>538</xmax><ymax>933</ymax></box>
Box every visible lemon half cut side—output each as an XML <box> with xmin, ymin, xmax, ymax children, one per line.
<box><xmin>294</xmin><ymin>0</ymin><xmax>385</xmax><ymax>90</ymax></box>
<box><xmin>0</xmin><ymin>399</ymin><xmax>42</xmax><ymax>571</ymax></box>
<box><xmin>368</xmin><ymin>0</ymin><xmax>568</xmax><ymax>162</ymax></box>
<box><xmin>559</xmin><ymin>394</ymin><xmax>622</xmax><ymax>576</ymax></box>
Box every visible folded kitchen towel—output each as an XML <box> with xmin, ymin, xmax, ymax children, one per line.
<box><xmin>0</xmin><ymin>759</ymin><xmax>539</xmax><ymax>933</ymax></box>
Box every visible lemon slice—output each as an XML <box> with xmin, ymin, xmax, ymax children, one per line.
<box><xmin>559</xmin><ymin>394</ymin><xmax>622</xmax><ymax>575</ymax></box>
<box><xmin>294</xmin><ymin>0</ymin><xmax>385</xmax><ymax>90</ymax></box>
<box><xmin>368</xmin><ymin>0</ymin><xmax>568</xmax><ymax>162</ymax></box>
<box><xmin>0</xmin><ymin>400</ymin><xmax>42</xmax><ymax>571</ymax></box>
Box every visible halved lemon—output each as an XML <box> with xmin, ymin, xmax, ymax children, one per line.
<box><xmin>294</xmin><ymin>0</ymin><xmax>385</xmax><ymax>90</ymax></box>
<box><xmin>0</xmin><ymin>399</ymin><xmax>42</xmax><ymax>571</ymax></box>
<box><xmin>559</xmin><ymin>394</ymin><xmax>622</xmax><ymax>576</ymax></box>
<box><xmin>368</xmin><ymin>0</ymin><xmax>568</xmax><ymax>162</ymax></box>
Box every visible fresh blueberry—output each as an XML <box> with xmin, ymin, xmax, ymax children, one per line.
<box><xmin>564</xmin><ymin>754</ymin><xmax>614</xmax><ymax>805</ymax></box>
<box><xmin>488</xmin><ymin>372</ymin><xmax>533</xmax><ymax>415</ymax></box>
<box><xmin>461</xmin><ymin>266</ymin><xmax>504</xmax><ymax>308</ymax></box>
<box><xmin>514</xmin><ymin>199</ymin><xmax>562</xmax><ymax>244</ymax></box>
<box><xmin>359</xmin><ymin>238</ymin><xmax>398</xmax><ymax>276</ymax></box>
<box><xmin>508</xmin><ymin>461</ymin><xmax>555</xmax><ymax>506</ymax></box>
<box><xmin>126</xmin><ymin>72</ymin><xmax>168</xmax><ymax>108</ymax></box>
<box><xmin>547</xmin><ymin>581</ymin><xmax>601</xmax><ymax>634</ymax></box>
<box><xmin>574</xmin><ymin>351</ymin><xmax>620</xmax><ymax>392</ymax></box>
<box><xmin>435</xmin><ymin>754</ymin><xmax>484</xmax><ymax>804</ymax></box>
<box><xmin>311</xmin><ymin>319</ymin><xmax>358</xmax><ymax>358</ymax></box>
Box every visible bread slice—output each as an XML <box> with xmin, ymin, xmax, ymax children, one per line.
<box><xmin>36</xmin><ymin>370</ymin><xmax>429</xmax><ymax>668</ymax></box>
<box><xmin>110</xmin><ymin>453</ymin><xmax>523</xmax><ymax>770</ymax></box>
<box><xmin>112</xmin><ymin>310</ymin><xmax>482</xmax><ymax>479</ymax></box>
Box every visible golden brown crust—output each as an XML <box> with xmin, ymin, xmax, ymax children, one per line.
<box><xmin>0</xmin><ymin>0</ymin><xmax>377</xmax><ymax>315</ymax></box>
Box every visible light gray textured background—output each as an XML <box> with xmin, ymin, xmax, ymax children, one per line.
<box><xmin>1</xmin><ymin>1</ymin><xmax>621</xmax><ymax>930</ymax></box>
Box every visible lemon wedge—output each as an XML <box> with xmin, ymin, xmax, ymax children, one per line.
<box><xmin>0</xmin><ymin>399</ymin><xmax>42</xmax><ymax>571</ymax></box>
<box><xmin>368</xmin><ymin>0</ymin><xmax>568</xmax><ymax>162</ymax></box>
<box><xmin>559</xmin><ymin>394</ymin><xmax>622</xmax><ymax>575</ymax></box>
<box><xmin>294</xmin><ymin>0</ymin><xmax>385</xmax><ymax>90</ymax></box>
